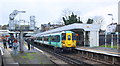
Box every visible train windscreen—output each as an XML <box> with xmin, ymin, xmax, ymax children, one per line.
<box><xmin>68</xmin><ymin>35</ymin><xmax>71</xmax><ymax>40</ymax></box>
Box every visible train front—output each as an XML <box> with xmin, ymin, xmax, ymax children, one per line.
<box><xmin>61</xmin><ymin>32</ymin><xmax>78</xmax><ymax>50</ymax></box>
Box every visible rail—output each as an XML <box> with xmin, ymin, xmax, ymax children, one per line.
<box><xmin>32</xmin><ymin>43</ymin><xmax>93</xmax><ymax>66</ymax></box>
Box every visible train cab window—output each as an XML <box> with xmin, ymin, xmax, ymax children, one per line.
<box><xmin>62</xmin><ymin>33</ymin><xmax>66</xmax><ymax>40</ymax></box>
<box><xmin>68</xmin><ymin>35</ymin><xmax>71</xmax><ymax>40</ymax></box>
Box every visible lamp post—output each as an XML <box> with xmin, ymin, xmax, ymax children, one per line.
<box><xmin>108</xmin><ymin>14</ymin><xmax>114</xmax><ymax>24</ymax></box>
<box><xmin>18</xmin><ymin>11</ymin><xmax>26</xmax><ymax>53</ymax></box>
<box><xmin>108</xmin><ymin>14</ymin><xmax>114</xmax><ymax>48</ymax></box>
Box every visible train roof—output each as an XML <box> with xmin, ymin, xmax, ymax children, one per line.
<box><xmin>33</xmin><ymin>23</ymin><xmax>100</xmax><ymax>37</ymax></box>
<box><xmin>36</xmin><ymin>31</ymin><xmax>74</xmax><ymax>37</ymax></box>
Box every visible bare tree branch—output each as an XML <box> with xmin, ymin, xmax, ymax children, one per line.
<box><xmin>93</xmin><ymin>16</ymin><xmax>104</xmax><ymax>28</ymax></box>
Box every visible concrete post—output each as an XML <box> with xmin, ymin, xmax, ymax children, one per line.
<box><xmin>105</xmin><ymin>33</ymin><xmax>107</xmax><ymax>47</ymax></box>
<box><xmin>84</xmin><ymin>31</ymin><xmax>86</xmax><ymax>47</ymax></box>
<box><xmin>117</xmin><ymin>33</ymin><xmax>119</xmax><ymax>49</ymax></box>
<box><xmin>19</xmin><ymin>31</ymin><xmax>24</xmax><ymax>53</ymax></box>
<box><xmin>111</xmin><ymin>34</ymin><xmax>113</xmax><ymax>48</ymax></box>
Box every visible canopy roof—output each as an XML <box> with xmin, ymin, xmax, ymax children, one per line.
<box><xmin>33</xmin><ymin>23</ymin><xmax>100</xmax><ymax>37</ymax></box>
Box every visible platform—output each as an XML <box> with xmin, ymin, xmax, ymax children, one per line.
<box><xmin>76</xmin><ymin>47</ymin><xmax>120</xmax><ymax>57</ymax></box>
<box><xmin>0</xmin><ymin>41</ymin><xmax>54</xmax><ymax>66</ymax></box>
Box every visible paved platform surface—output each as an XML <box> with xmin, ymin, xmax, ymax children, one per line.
<box><xmin>76</xmin><ymin>46</ymin><xmax>120</xmax><ymax>56</ymax></box>
<box><xmin>0</xmin><ymin>41</ymin><xmax>54</xmax><ymax>66</ymax></box>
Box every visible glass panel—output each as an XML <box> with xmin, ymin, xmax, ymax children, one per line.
<box><xmin>68</xmin><ymin>35</ymin><xmax>71</xmax><ymax>40</ymax></box>
<box><xmin>62</xmin><ymin>33</ymin><xmax>66</xmax><ymax>40</ymax></box>
<box><xmin>56</xmin><ymin>35</ymin><xmax>60</xmax><ymax>42</ymax></box>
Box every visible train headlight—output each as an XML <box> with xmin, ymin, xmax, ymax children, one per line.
<box><xmin>62</xmin><ymin>41</ymin><xmax>65</xmax><ymax>44</ymax></box>
<box><xmin>62</xmin><ymin>44</ymin><xmax>66</xmax><ymax>47</ymax></box>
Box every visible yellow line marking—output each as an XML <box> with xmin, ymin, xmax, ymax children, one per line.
<box><xmin>24</xmin><ymin>42</ymin><xmax>44</xmax><ymax>53</ymax></box>
<box><xmin>24</xmin><ymin>43</ymin><xmax>28</xmax><ymax>49</ymax></box>
<box><xmin>34</xmin><ymin>47</ymin><xmax>44</xmax><ymax>53</ymax></box>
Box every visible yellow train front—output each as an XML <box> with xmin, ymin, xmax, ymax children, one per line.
<box><xmin>61</xmin><ymin>31</ymin><xmax>77</xmax><ymax>50</ymax></box>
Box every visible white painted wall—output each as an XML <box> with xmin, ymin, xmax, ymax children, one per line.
<box><xmin>89</xmin><ymin>31</ymin><xmax>99</xmax><ymax>47</ymax></box>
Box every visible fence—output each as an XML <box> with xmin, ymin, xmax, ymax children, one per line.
<box><xmin>99</xmin><ymin>34</ymin><xmax>120</xmax><ymax>49</ymax></box>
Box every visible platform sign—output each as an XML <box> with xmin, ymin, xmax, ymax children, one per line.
<box><xmin>8</xmin><ymin>20</ymin><xmax>15</xmax><ymax>31</ymax></box>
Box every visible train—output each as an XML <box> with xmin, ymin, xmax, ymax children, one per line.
<box><xmin>34</xmin><ymin>31</ymin><xmax>78</xmax><ymax>52</ymax></box>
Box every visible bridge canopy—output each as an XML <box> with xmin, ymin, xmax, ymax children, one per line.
<box><xmin>33</xmin><ymin>23</ymin><xmax>100</xmax><ymax>37</ymax></box>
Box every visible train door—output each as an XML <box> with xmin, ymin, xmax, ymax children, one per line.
<box><xmin>62</xmin><ymin>33</ymin><xmax>66</xmax><ymax>47</ymax></box>
<box><xmin>42</xmin><ymin>36</ymin><xmax>44</xmax><ymax>44</ymax></box>
<box><xmin>49</xmin><ymin>35</ymin><xmax>51</xmax><ymax>45</ymax></box>
<box><xmin>66</xmin><ymin>33</ymin><xmax>73</xmax><ymax>47</ymax></box>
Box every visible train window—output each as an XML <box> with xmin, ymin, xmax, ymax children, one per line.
<box><xmin>37</xmin><ymin>37</ymin><xmax>41</xmax><ymax>40</ymax></box>
<box><xmin>72</xmin><ymin>33</ymin><xmax>76</xmax><ymax>40</ymax></box>
<box><xmin>44</xmin><ymin>36</ymin><xmax>48</xmax><ymax>41</ymax></box>
<box><xmin>62</xmin><ymin>33</ymin><xmax>66</xmax><ymax>40</ymax></box>
<box><xmin>51</xmin><ymin>35</ymin><xmax>60</xmax><ymax>42</ymax></box>
<box><xmin>46</xmin><ymin>36</ymin><xmax>48</xmax><ymax>41</ymax></box>
<box><xmin>51</xmin><ymin>36</ymin><xmax>55</xmax><ymax>42</ymax></box>
<box><xmin>68</xmin><ymin>35</ymin><xmax>71</xmax><ymax>40</ymax></box>
<box><xmin>56</xmin><ymin>35</ymin><xmax>60</xmax><ymax>42</ymax></box>
<box><xmin>40</xmin><ymin>37</ymin><xmax>42</xmax><ymax>40</ymax></box>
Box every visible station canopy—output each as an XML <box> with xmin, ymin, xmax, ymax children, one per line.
<box><xmin>33</xmin><ymin>23</ymin><xmax>100</xmax><ymax>37</ymax></box>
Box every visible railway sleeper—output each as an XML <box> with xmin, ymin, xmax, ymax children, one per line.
<box><xmin>106</xmin><ymin>56</ymin><xmax>112</xmax><ymax>63</ymax></box>
<box><xmin>70</xmin><ymin>50</ymin><xmax>119</xmax><ymax>65</ymax></box>
<box><xmin>78</xmin><ymin>50</ymin><xmax>114</xmax><ymax>65</ymax></box>
<box><xmin>113</xmin><ymin>57</ymin><xmax>120</xmax><ymax>65</ymax></box>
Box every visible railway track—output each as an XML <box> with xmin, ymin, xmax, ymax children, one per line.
<box><xmin>33</xmin><ymin>43</ymin><xmax>93</xmax><ymax>66</ymax></box>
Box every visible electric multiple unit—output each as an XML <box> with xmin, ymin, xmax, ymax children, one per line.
<box><xmin>34</xmin><ymin>31</ymin><xmax>78</xmax><ymax>51</ymax></box>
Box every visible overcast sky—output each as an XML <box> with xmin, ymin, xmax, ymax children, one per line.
<box><xmin>0</xmin><ymin>0</ymin><xmax>119</xmax><ymax>29</ymax></box>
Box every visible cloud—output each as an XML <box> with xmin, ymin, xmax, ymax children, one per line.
<box><xmin>81</xmin><ymin>4</ymin><xmax>118</xmax><ymax>29</ymax></box>
<box><xmin>0</xmin><ymin>0</ymin><xmax>119</xmax><ymax>28</ymax></box>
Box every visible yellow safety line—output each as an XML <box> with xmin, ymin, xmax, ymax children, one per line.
<box><xmin>23</xmin><ymin>42</ymin><xmax>44</xmax><ymax>53</ymax></box>
<box><xmin>7</xmin><ymin>47</ymin><xmax>12</xmax><ymax>51</ymax></box>
<box><xmin>24</xmin><ymin>42</ymin><xmax>28</xmax><ymax>49</ymax></box>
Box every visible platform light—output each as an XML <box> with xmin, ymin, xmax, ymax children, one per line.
<box><xmin>76</xmin><ymin>34</ymin><xmax>78</xmax><ymax>36</ymax></box>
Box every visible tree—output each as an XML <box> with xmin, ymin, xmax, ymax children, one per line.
<box><xmin>93</xmin><ymin>16</ymin><xmax>104</xmax><ymax>28</ymax></box>
<box><xmin>2</xmin><ymin>24</ymin><xmax>8</xmax><ymax>30</ymax></box>
<box><xmin>62</xmin><ymin>12</ymin><xmax>82</xmax><ymax>25</ymax></box>
<box><xmin>86</xmin><ymin>18</ymin><xmax>93</xmax><ymax>24</ymax></box>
